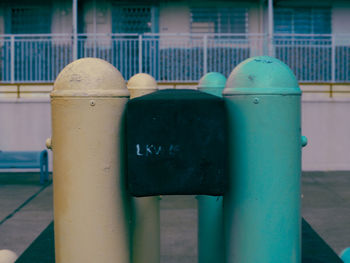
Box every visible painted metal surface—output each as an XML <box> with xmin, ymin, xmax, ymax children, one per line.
<box><xmin>197</xmin><ymin>195</ymin><xmax>224</xmax><ymax>263</ymax></box>
<box><xmin>223</xmin><ymin>56</ymin><xmax>302</xmax><ymax>263</ymax></box>
<box><xmin>197</xmin><ymin>72</ymin><xmax>226</xmax><ymax>263</ymax></box>
<box><xmin>51</xmin><ymin>58</ymin><xmax>131</xmax><ymax>263</ymax></box>
<box><xmin>198</xmin><ymin>72</ymin><xmax>226</xmax><ymax>96</ymax></box>
<box><xmin>127</xmin><ymin>73</ymin><xmax>160</xmax><ymax>263</ymax></box>
<box><xmin>340</xmin><ymin>247</ymin><xmax>350</xmax><ymax>263</ymax></box>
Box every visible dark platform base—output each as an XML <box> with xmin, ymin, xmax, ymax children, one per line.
<box><xmin>16</xmin><ymin>218</ymin><xmax>342</xmax><ymax>262</ymax></box>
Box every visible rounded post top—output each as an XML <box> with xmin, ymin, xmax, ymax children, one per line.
<box><xmin>127</xmin><ymin>73</ymin><xmax>157</xmax><ymax>90</ymax></box>
<box><xmin>198</xmin><ymin>72</ymin><xmax>226</xmax><ymax>89</ymax></box>
<box><xmin>223</xmin><ymin>56</ymin><xmax>301</xmax><ymax>95</ymax></box>
<box><xmin>52</xmin><ymin>58</ymin><xmax>129</xmax><ymax>97</ymax></box>
<box><xmin>340</xmin><ymin>247</ymin><xmax>350</xmax><ymax>263</ymax></box>
<box><xmin>198</xmin><ymin>72</ymin><xmax>226</xmax><ymax>97</ymax></box>
<box><xmin>0</xmin><ymin>249</ymin><xmax>18</xmax><ymax>263</ymax></box>
<box><xmin>127</xmin><ymin>73</ymin><xmax>158</xmax><ymax>99</ymax></box>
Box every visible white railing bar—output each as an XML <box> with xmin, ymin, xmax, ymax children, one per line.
<box><xmin>331</xmin><ymin>34</ymin><xmax>336</xmax><ymax>83</ymax></box>
<box><xmin>274</xmin><ymin>33</ymin><xmax>333</xmax><ymax>37</ymax></box>
<box><xmin>203</xmin><ymin>35</ymin><xmax>208</xmax><ymax>75</ymax></box>
<box><xmin>77</xmin><ymin>33</ymin><xmax>140</xmax><ymax>37</ymax></box>
<box><xmin>0</xmin><ymin>33</ymin><xmax>73</xmax><ymax>38</ymax></box>
<box><xmin>1</xmin><ymin>33</ymin><xmax>350</xmax><ymax>38</ymax></box>
<box><xmin>143</xmin><ymin>33</ymin><xmax>267</xmax><ymax>37</ymax></box>
<box><xmin>72</xmin><ymin>0</ymin><xmax>78</xmax><ymax>61</ymax></box>
<box><xmin>10</xmin><ymin>36</ymin><xmax>15</xmax><ymax>84</ymax></box>
<box><xmin>0</xmin><ymin>33</ymin><xmax>141</xmax><ymax>39</ymax></box>
<box><xmin>0</xmin><ymin>33</ymin><xmax>349</xmax><ymax>83</ymax></box>
<box><xmin>138</xmin><ymin>34</ymin><xmax>142</xmax><ymax>73</ymax></box>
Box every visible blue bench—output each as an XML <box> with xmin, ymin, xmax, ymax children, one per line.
<box><xmin>0</xmin><ymin>150</ymin><xmax>49</xmax><ymax>184</ymax></box>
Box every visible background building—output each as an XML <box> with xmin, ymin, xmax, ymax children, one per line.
<box><xmin>0</xmin><ymin>0</ymin><xmax>350</xmax><ymax>171</ymax></box>
<box><xmin>0</xmin><ymin>0</ymin><xmax>349</xmax><ymax>82</ymax></box>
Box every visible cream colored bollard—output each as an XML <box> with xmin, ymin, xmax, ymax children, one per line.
<box><xmin>127</xmin><ymin>73</ymin><xmax>160</xmax><ymax>263</ymax></box>
<box><xmin>0</xmin><ymin>250</ymin><xmax>18</xmax><ymax>263</ymax></box>
<box><xmin>51</xmin><ymin>58</ymin><xmax>131</xmax><ymax>263</ymax></box>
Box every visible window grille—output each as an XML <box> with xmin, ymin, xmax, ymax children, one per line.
<box><xmin>190</xmin><ymin>7</ymin><xmax>248</xmax><ymax>34</ymax></box>
<box><xmin>10</xmin><ymin>6</ymin><xmax>51</xmax><ymax>34</ymax></box>
<box><xmin>112</xmin><ymin>6</ymin><xmax>153</xmax><ymax>33</ymax></box>
<box><xmin>274</xmin><ymin>7</ymin><xmax>333</xmax><ymax>82</ymax></box>
<box><xmin>274</xmin><ymin>7</ymin><xmax>331</xmax><ymax>35</ymax></box>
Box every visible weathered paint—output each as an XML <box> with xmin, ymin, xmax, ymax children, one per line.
<box><xmin>127</xmin><ymin>73</ymin><xmax>160</xmax><ymax>263</ymax></box>
<box><xmin>223</xmin><ymin>56</ymin><xmax>302</xmax><ymax>263</ymax></box>
<box><xmin>51</xmin><ymin>58</ymin><xmax>131</xmax><ymax>263</ymax></box>
<box><xmin>197</xmin><ymin>72</ymin><xmax>226</xmax><ymax>263</ymax></box>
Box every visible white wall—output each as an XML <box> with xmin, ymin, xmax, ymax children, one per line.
<box><xmin>51</xmin><ymin>0</ymin><xmax>72</xmax><ymax>34</ymax></box>
<box><xmin>1</xmin><ymin>91</ymin><xmax>350</xmax><ymax>172</ymax></box>
<box><xmin>302</xmin><ymin>97</ymin><xmax>350</xmax><ymax>171</ymax></box>
<box><xmin>84</xmin><ymin>0</ymin><xmax>111</xmax><ymax>34</ymax></box>
<box><xmin>159</xmin><ymin>2</ymin><xmax>190</xmax><ymax>34</ymax></box>
<box><xmin>0</xmin><ymin>98</ymin><xmax>52</xmax><ymax>171</ymax></box>
<box><xmin>332</xmin><ymin>1</ymin><xmax>350</xmax><ymax>45</ymax></box>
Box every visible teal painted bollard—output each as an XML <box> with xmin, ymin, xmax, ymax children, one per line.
<box><xmin>197</xmin><ymin>72</ymin><xmax>226</xmax><ymax>263</ymax></box>
<box><xmin>340</xmin><ymin>247</ymin><xmax>350</xmax><ymax>263</ymax></box>
<box><xmin>223</xmin><ymin>56</ymin><xmax>302</xmax><ymax>263</ymax></box>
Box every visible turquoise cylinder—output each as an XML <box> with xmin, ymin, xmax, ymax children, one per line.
<box><xmin>223</xmin><ymin>56</ymin><xmax>302</xmax><ymax>263</ymax></box>
<box><xmin>340</xmin><ymin>247</ymin><xmax>350</xmax><ymax>263</ymax></box>
<box><xmin>197</xmin><ymin>72</ymin><xmax>226</xmax><ymax>263</ymax></box>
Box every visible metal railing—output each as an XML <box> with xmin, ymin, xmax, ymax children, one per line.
<box><xmin>0</xmin><ymin>33</ymin><xmax>349</xmax><ymax>83</ymax></box>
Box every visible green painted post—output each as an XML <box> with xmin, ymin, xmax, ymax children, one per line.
<box><xmin>198</xmin><ymin>72</ymin><xmax>226</xmax><ymax>97</ymax></box>
<box><xmin>223</xmin><ymin>56</ymin><xmax>302</xmax><ymax>263</ymax></box>
<box><xmin>197</xmin><ymin>72</ymin><xmax>226</xmax><ymax>263</ymax></box>
<box><xmin>340</xmin><ymin>247</ymin><xmax>350</xmax><ymax>263</ymax></box>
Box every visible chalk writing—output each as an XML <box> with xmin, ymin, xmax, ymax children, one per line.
<box><xmin>136</xmin><ymin>144</ymin><xmax>180</xmax><ymax>157</ymax></box>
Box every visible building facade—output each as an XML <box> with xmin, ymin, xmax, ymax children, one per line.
<box><xmin>0</xmin><ymin>0</ymin><xmax>349</xmax><ymax>83</ymax></box>
<box><xmin>1</xmin><ymin>0</ymin><xmax>350</xmax><ymax>172</ymax></box>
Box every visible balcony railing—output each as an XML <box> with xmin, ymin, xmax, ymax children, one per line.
<box><xmin>0</xmin><ymin>33</ymin><xmax>349</xmax><ymax>83</ymax></box>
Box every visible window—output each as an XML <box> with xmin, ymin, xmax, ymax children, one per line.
<box><xmin>274</xmin><ymin>7</ymin><xmax>331</xmax><ymax>35</ymax></box>
<box><xmin>9</xmin><ymin>6</ymin><xmax>51</xmax><ymax>34</ymax></box>
<box><xmin>273</xmin><ymin>7</ymin><xmax>333</xmax><ymax>82</ymax></box>
<box><xmin>112</xmin><ymin>5</ymin><xmax>157</xmax><ymax>33</ymax></box>
<box><xmin>190</xmin><ymin>7</ymin><xmax>248</xmax><ymax>34</ymax></box>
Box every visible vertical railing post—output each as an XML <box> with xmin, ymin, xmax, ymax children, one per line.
<box><xmin>10</xmin><ymin>35</ymin><xmax>15</xmax><ymax>84</ymax></box>
<box><xmin>203</xmin><ymin>34</ymin><xmax>208</xmax><ymax>75</ymax></box>
<box><xmin>72</xmin><ymin>0</ymin><xmax>78</xmax><ymax>61</ymax></box>
<box><xmin>331</xmin><ymin>34</ymin><xmax>336</xmax><ymax>83</ymax></box>
<box><xmin>268</xmin><ymin>0</ymin><xmax>274</xmax><ymax>57</ymax></box>
<box><xmin>72</xmin><ymin>34</ymin><xmax>78</xmax><ymax>61</ymax></box>
<box><xmin>268</xmin><ymin>35</ymin><xmax>274</xmax><ymax>57</ymax></box>
<box><xmin>93</xmin><ymin>0</ymin><xmax>97</xmax><ymax>57</ymax></box>
<box><xmin>139</xmin><ymin>34</ymin><xmax>143</xmax><ymax>73</ymax></box>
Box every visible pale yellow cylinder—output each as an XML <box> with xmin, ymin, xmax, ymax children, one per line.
<box><xmin>127</xmin><ymin>73</ymin><xmax>160</xmax><ymax>263</ymax></box>
<box><xmin>51</xmin><ymin>58</ymin><xmax>131</xmax><ymax>263</ymax></box>
<box><xmin>0</xmin><ymin>250</ymin><xmax>18</xmax><ymax>263</ymax></box>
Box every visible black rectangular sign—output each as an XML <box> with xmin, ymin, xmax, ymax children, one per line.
<box><xmin>126</xmin><ymin>89</ymin><xmax>228</xmax><ymax>197</ymax></box>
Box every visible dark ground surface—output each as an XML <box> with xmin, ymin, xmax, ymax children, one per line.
<box><xmin>0</xmin><ymin>171</ymin><xmax>349</xmax><ymax>262</ymax></box>
<box><xmin>15</xmin><ymin>219</ymin><xmax>343</xmax><ymax>263</ymax></box>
